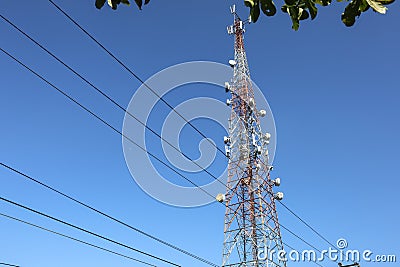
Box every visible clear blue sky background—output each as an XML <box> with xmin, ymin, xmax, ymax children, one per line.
<box><xmin>1</xmin><ymin>1</ymin><xmax>399</xmax><ymax>267</ymax></box>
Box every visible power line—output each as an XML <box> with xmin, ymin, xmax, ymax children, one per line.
<box><xmin>0</xmin><ymin>162</ymin><xmax>219</xmax><ymax>267</ymax></box>
<box><xmin>282</xmin><ymin>241</ymin><xmax>325</xmax><ymax>267</ymax></box>
<box><xmin>0</xmin><ymin>11</ymin><xmax>272</xmax><ymax>215</ymax></box>
<box><xmin>0</xmin><ymin>10</ymin><xmax>279</xmax><ymax>199</ymax></box>
<box><xmin>0</xmin><ymin>13</ymin><xmax>224</xmax><ymax>188</ymax></box>
<box><xmin>0</xmin><ymin>46</ymin><xmax>214</xmax><ymax>201</ymax></box>
<box><xmin>0</xmin><ymin>47</ymin><xmax>330</xmax><ymax>266</ymax></box>
<box><xmin>280</xmin><ymin>224</ymin><xmax>323</xmax><ymax>254</ymax></box>
<box><xmin>0</xmin><ymin>5</ymin><xmax>347</xmax><ymax>267</ymax></box>
<box><xmin>0</xmin><ymin>212</ymin><xmax>156</xmax><ymax>267</ymax></box>
<box><xmin>0</xmin><ymin>263</ymin><xmax>19</xmax><ymax>267</ymax></box>
<box><xmin>0</xmin><ymin>160</ymin><xmax>329</xmax><ymax>267</ymax></box>
<box><xmin>40</xmin><ymin>7</ymin><xmax>342</xmax><ymax>258</ymax></box>
<box><xmin>48</xmin><ymin>0</ymin><xmax>229</xmax><ymax>160</ymax></box>
<box><xmin>278</xmin><ymin>201</ymin><xmax>342</xmax><ymax>252</ymax></box>
<box><xmin>0</xmin><ymin>196</ymin><xmax>180</xmax><ymax>267</ymax></box>
<box><xmin>1</xmin><ymin>9</ymin><xmax>281</xmax><ymax>215</ymax></box>
<box><xmin>1</xmin><ymin>6</ymin><xmax>270</xmax><ymax>200</ymax></box>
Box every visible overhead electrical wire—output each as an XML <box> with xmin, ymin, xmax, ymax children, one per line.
<box><xmin>48</xmin><ymin>0</ymin><xmax>230</xmax><ymax>159</ymax></box>
<box><xmin>42</xmin><ymin>5</ymin><xmax>343</xmax><ymax>257</ymax></box>
<box><xmin>0</xmin><ymin>43</ymin><xmax>219</xmax><ymax>262</ymax></box>
<box><xmin>0</xmin><ymin>45</ymin><xmax>333</xmax><ymax>267</ymax></box>
<box><xmin>0</xmin><ymin>13</ymin><xmax>224</xmax><ymax>188</ymax></box>
<box><xmin>41</xmin><ymin>8</ymin><xmax>339</xmax><ymax>257</ymax></box>
<box><xmin>0</xmin><ymin>162</ymin><xmax>219</xmax><ymax>267</ymax></box>
<box><xmin>0</xmin><ymin>196</ymin><xmax>180</xmax><ymax>267</ymax></box>
<box><xmin>278</xmin><ymin>201</ymin><xmax>343</xmax><ymax>253</ymax></box>
<box><xmin>0</xmin><ymin>9</ymin><xmax>340</xmax><ymax>265</ymax></box>
<box><xmin>281</xmin><ymin>241</ymin><xmax>325</xmax><ymax>267</ymax></box>
<box><xmin>279</xmin><ymin>224</ymin><xmax>323</xmax><ymax>254</ymax></box>
<box><xmin>0</xmin><ymin>263</ymin><xmax>19</xmax><ymax>267</ymax></box>
<box><xmin>0</xmin><ymin>212</ymin><xmax>156</xmax><ymax>267</ymax></box>
<box><xmin>0</xmin><ymin>46</ymin><xmax>214</xmax><ymax>202</ymax></box>
<box><xmin>0</xmin><ymin>157</ymin><xmax>330</xmax><ymax>267</ymax></box>
<box><xmin>0</xmin><ymin>8</ymin><xmax>273</xmax><ymax>202</ymax></box>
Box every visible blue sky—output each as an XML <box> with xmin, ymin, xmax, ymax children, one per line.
<box><xmin>1</xmin><ymin>1</ymin><xmax>399</xmax><ymax>267</ymax></box>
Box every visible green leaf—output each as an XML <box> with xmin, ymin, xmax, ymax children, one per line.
<box><xmin>315</xmin><ymin>0</ymin><xmax>331</xmax><ymax>6</ymax></box>
<box><xmin>95</xmin><ymin>0</ymin><xmax>148</xmax><ymax>10</ymax></box>
<box><xmin>375</xmin><ymin>0</ymin><xmax>395</xmax><ymax>4</ymax></box>
<box><xmin>134</xmin><ymin>0</ymin><xmax>143</xmax><ymax>9</ymax></box>
<box><xmin>359</xmin><ymin>0</ymin><xmax>370</xmax><ymax>11</ymax></box>
<box><xmin>245</xmin><ymin>0</ymin><xmax>256</xmax><ymax>7</ymax></box>
<box><xmin>121</xmin><ymin>0</ymin><xmax>130</xmax><ymax>6</ymax></box>
<box><xmin>300</xmin><ymin>9</ymin><xmax>310</xmax><ymax>19</ymax></box>
<box><xmin>288</xmin><ymin>6</ymin><xmax>300</xmax><ymax>30</ymax></box>
<box><xmin>341</xmin><ymin>0</ymin><xmax>362</xmax><ymax>26</ymax></box>
<box><xmin>250</xmin><ymin>1</ymin><xmax>261</xmax><ymax>22</ymax></box>
<box><xmin>260</xmin><ymin>0</ymin><xmax>277</xmax><ymax>16</ymax></box>
<box><xmin>95</xmin><ymin>0</ymin><xmax>106</xmax><ymax>9</ymax></box>
<box><xmin>285</xmin><ymin>0</ymin><xmax>298</xmax><ymax>5</ymax></box>
<box><xmin>304</xmin><ymin>0</ymin><xmax>318</xmax><ymax>19</ymax></box>
<box><xmin>366</xmin><ymin>0</ymin><xmax>387</xmax><ymax>13</ymax></box>
<box><xmin>108</xmin><ymin>0</ymin><xmax>119</xmax><ymax>10</ymax></box>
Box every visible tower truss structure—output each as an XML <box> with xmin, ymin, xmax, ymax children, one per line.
<box><xmin>222</xmin><ymin>6</ymin><xmax>286</xmax><ymax>267</ymax></box>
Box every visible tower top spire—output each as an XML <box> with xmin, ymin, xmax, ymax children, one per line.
<box><xmin>227</xmin><ymin>4</ymin><xmax>249</xmax><ymax>35</ymax></box>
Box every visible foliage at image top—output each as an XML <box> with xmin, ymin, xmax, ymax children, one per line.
<box><xmin>95</xmin><ymin>0</ymin><xmax>395</xmax><ymax>30</ymax></box>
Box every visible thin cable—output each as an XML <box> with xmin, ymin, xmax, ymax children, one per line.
<box><xmin>0</xmin><ymin>197</ymin><xmax>180</xmax><ymax>267</ymax></box>
<box><xmin>48</xmin><ymin>0</ymin><xmax>229</xmax><ymax>159</ymax></box>
<box><xmin>0</xmin><ymin>212</ymin><xmax>156</xmax><ymax>267</ymax></box>
<box><xmin>282</xmin><ymin>241</ymin><xmax>325</xmax><ymax>267</ymax></box>
<box><xmin>280</xmin><ymin>224</ymin><xmax>340</xmax><ymax>264</ymax></box>
<box><xmin>0</xmin><ymin>162</ymin><xmax>219</xmax><ymax>267</ymax></box>
<box><xmin>0</xmin><ymin>46</ymin><xmax>328</xmax><ymax>267</ymax></box>
<box><xmin>0</xmin><ymin>13</ymin><xmax>224</xmax><ymax>189</ymax></box>
<box><xmin>0</xmin><ymin>47</ymin><xmax>218</xmax><ymax>266</ymax></box>
<box><xmin>0</xmin><ymin>10</ymin><xmax>270</xmax><ymax>195</ymax></box>
<box><xmin>0</xmin><ymin>264</ymin><xmax>19</xmax><ymax>267</ymax></box>
<box><xmin>278</xmin><ymin>201</ymin><xmax>342</xmax><ymax>251</ymax></box>
<box><xmin>0</xmin><ymin>47</ymin><xmax>215</xmax><ymax>201</ymax></box>
<box><xmin>0</xmin><ymin>160</ymin><xmax>328</xmax><ymax>267</ymax></box>
<box><xmin>279</xmin><ymin>224</ymin><xmax>322</xmax><ymax>254</ymax></box>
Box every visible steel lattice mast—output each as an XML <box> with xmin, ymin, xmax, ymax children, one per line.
<box><xmin>221</xmin><ymin>6</ymin><xmax>287</xmax><ymax>267</ymax></box>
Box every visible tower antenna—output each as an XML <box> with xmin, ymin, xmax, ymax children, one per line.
<box><xmin>222</xmin><ymin>5</ymin><xmax>287</xmax><ymax>267</ymax></box>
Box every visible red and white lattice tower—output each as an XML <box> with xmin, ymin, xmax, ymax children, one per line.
<box><xmin>222</xmin><ymin>5</ymin><xmax>286</xmax><ymax>267</ymax></box>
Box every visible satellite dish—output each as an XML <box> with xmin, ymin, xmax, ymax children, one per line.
<box><xmin>258</xmin><ymin>110</ymin><xmax>267</xmax><ymax>117</ymax></box>
<box><xmin>249</xmin><ymin>98</ymin><xmax>255</xmax><ymax>108</ymax></box>
<box><xmin>273</xmin><ymin>178</ymin><xmax>281</xmax><ymax>186</ymax></box>
<box><xmin>224</xmin><ymin>136</ymin><xmax>231</xmax><ymax>144</ymax></box>
<box><xmin>224</xmin><ymin>82</ymin><xmax>231</xmax><ymax>92</ymax></box>
<box><xmin>216</xmin><ymin>193</ymin><xmax>226</xmax><ymax>203</ymax></box>
<box><xmin>228</xmin><ymin>60</ymin><xmax>236</xmax><ymax>67</ymax></box>
<box><xmin>274</xmin><ymin>192</ymin><xmax>284</xmax><ymax>200</ymax></box>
